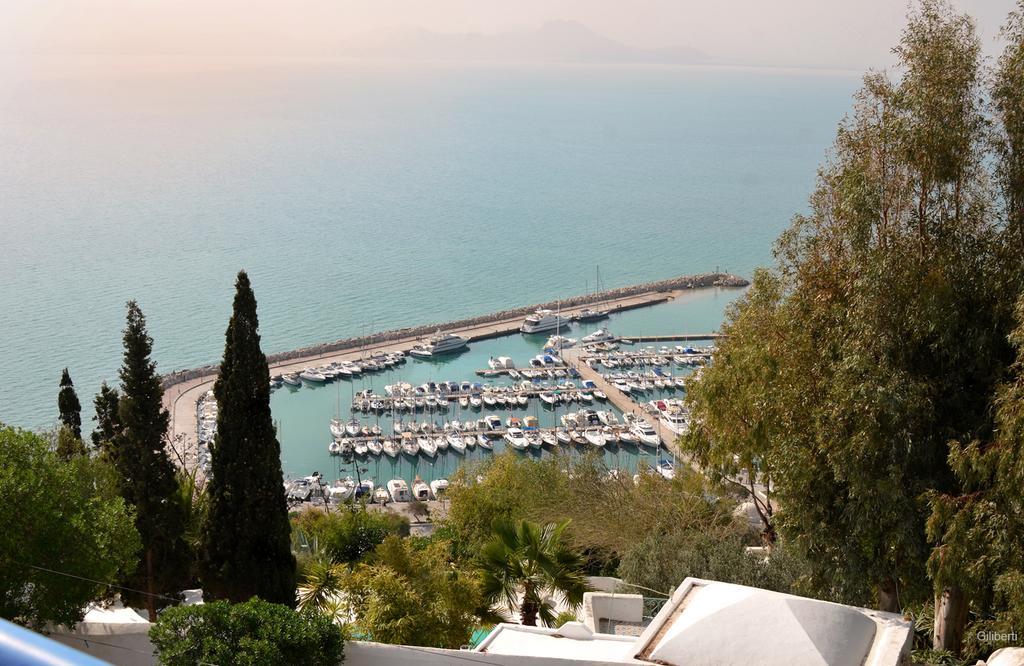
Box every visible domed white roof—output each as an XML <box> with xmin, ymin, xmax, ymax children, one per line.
<box><xmin>642</xmin><ymin>581</ymin><xmax>878</xmax><ymax>666</ymax></box>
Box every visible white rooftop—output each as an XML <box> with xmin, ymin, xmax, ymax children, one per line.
<box><xmin>475</xmin><ymin>578</ymin><xmax>913</xmax><ymax>666</ymax></box>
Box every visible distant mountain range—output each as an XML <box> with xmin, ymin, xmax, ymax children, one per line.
<box><xmin>340</xmin><ymin>21</ymin><xmax>712</xmax><ymax>65</ymax></box>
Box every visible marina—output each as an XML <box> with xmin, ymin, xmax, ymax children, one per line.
<box><xmin>170</xmin><ymin>279</ymin><xmax>744</xmax><ymax>493</ymax></box>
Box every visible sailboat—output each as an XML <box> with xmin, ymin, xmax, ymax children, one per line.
<box><xmin>577</xmin><ymin>266</ymin><xmax>610</xmax><ymax>322</ymax></box>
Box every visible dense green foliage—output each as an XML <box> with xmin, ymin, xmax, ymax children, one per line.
<box><xmin>54</xmin><ymin>425</ymin><xmax>87</xmax><ymax>460</ymax></box>
<box><xmin>201</xmin><ymin>271</ymin><xmax>296</xmax><ymax>605</ymax></box>
<box><xmin>341</xmin><ymin>536</ymin><xmax>481</xmax><ymax>648</ymax></box>
<box><xmin>683</xmin><ymin>0</ymin><xmax>1024</xmax><ymax>656</ymax></box>
<box><xmin>149</xmin><ymin>598</ymin><xmax>344</xmax><ymax>666</ymax></box>
<box><xmin>90</xmin><ymin>381</ymin><xmax>120</xmax><ymax>452</ymax></box>
<box><xmin>293</xmin><ymin>507</ymin><xmax>409</xmax><ymax>566</ymax></box>
<box><xmin>108</xmin><ymin>301</ymin><xmax>190</xmax><ymax>619</ymax></box>
<box><xmin>0</xmin><ymin>426</ymin><xmax>139</xmax><ymax>628</ymax></box>
<box><xmin>57</xmin><ymin>368</ymin><xmax>82</xmax><ymax>441</ymax></box>
<box><xmin>479</xmin><ymin>519</ymin><xmax>589</xmax><ymax>626</ymax></box>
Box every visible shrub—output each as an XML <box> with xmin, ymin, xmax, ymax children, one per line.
<box><xmin>149</xmin><ymin>598</ymin><xmax>344</xmax><ymax>665</ymax></box>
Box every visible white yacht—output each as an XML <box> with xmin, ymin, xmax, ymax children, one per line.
<box><xmin>581</xmin><ymin>327</ymin><xmax>616</xmax><ymax>345</ymax></box>
<box><xmin>408</xmin><ymin>333</ymin><xmax>469</xmax><ymax>359</ymax></box>
<box><xmin>632</xmin><ymin>421</ymin><xmax>661</xmax><ymax>448</ymax></box>
<box><xmin>504</xmin><ymin>428</ymin><xmax>529</xmax><ymax>450</ymax></box>
<box><xmin>387</xmin><ymin>479</ymin><xmax>411</xmax><ymax>502</ymax></box>
<box><xmin>412</xmin><ymin>478</ymin><xmax>431</xmax><ymax>501</ymax></box>
<box><xmin>545</xmin><ymin>335</ymin><xmax>577</xmax><ymax>350</ymax></box>
<box><xmin>660</xmin><ymin>412</ymin><xmax>690</xmax><ymax>436</ymax></box>
<box><xmin>299</xmin><ymin>369</ymin><xmax>327</xmax><ymax>383</ymax></box>
<box><xmin>520</xmin><ymin>309</ymin><xmax>571</xmax><ymax>334</ymax></box>
<box><xmin>430</xmin><ymin>479</ymin><xmax>449</xmax><ymax>498</ymax></box>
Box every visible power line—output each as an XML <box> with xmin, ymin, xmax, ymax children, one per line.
<box><xmin>13</xmin><ymin>561</ymin><xmax>180</xmax><ymax>603</ymax></box>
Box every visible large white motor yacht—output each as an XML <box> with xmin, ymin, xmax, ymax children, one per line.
<box><xmin>520</xmin><ymin>309</ymin><xmax>571</xmax><ymax>334</ymax></box>
<box><xmin>408</xmin><ymin>333</ymin><xmax>469</xmax><ymax>359</ymax></box>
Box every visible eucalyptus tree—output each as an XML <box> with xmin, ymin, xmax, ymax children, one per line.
<box><xmin>687</xmin><ymin>2</ymin><xmax>1016</xmax><ymax>642</ymax></box>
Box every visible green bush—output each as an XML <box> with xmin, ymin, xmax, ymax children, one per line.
<box><xmin>150</xmin><ymin>598</ymin><xmax>344</xmax><ymax>665</ymax></box>
<box><xmin>0</xmin><ymin>426</ymin><xmax>140</xmax><ymax>628</ymax></box>
<box><xmin>293</xmin><ymin>507</ymin><xmax>409</xmax><ymax>566</ymax></box>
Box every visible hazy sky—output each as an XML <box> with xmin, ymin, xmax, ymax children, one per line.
<box><xmin>1</xmin><ymin>0</ymin><xmax>1019</xmax><ymax>70</ymax></box>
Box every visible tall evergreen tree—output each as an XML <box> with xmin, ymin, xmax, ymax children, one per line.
<box><xmin>91</xmin><ymin>381</ymin><xmax>121</xmax><ymax>452</ymax></box>
<box><xmin>110</xmin><ymin>301</ymin><xmax>190</xmax><ymax>620</ymax></box>
<box><xmin>201</xmin><ymin>271</ymin><xmax>296</xmax><ymax>605</ymax></box>
<box><xmin>57</xmin><ymin>368</ymin><xmax>82</xmax><ymax>440</ymax></box>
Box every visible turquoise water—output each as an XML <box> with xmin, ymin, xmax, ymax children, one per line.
<box><xmin>273</xmin><ymin>287</ymin><xmax>733</xmax><ymax>483</ymax></box>
<box><xmin>0</xmin><ymin>62</ymin><xmax>857</xmax><ymax>428</ymax></box>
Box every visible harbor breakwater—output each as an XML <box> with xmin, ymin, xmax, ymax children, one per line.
<box><xmin>160</xmin><ymin>271</ymin><xmax>747</xmax><ymax>390</ymax></box>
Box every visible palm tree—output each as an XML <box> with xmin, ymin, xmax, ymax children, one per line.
<box><xmin>478</xmin><ymin>519</ymin><xmax>589</xmax><ymax>627</ymax></box>
<box><xmin>297</xmin><ymin>557</ymin><xmax>348</xmax><ymax>624</ymax></box>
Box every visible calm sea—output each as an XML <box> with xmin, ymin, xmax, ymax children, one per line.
<box><xmin>0</xmin><ymin>60</ymin><xmax>857</xmax><ymax>429</ymax></box>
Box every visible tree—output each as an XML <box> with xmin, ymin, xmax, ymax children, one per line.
<box><xmin>297</xmin><ymin>559</ymin><xmax>349</xmax><ymax>624</ymax></box>
<box><xmin>925</xmin><ymin>296</ymin><xmax>1024</xmax><ymax>660</ymax></box>
<box><xmin>683</xmin><ymin>2</ymin><xmax>1023</xmax><ymax>651</ymax></box>
<box><xmin>292</xmin><ymin>507</ymin><xmax>408</xmax><ymax>566</ymax></box>
<box><xmin>479</xmin><ymin>519</ymin><xmax>588</xmax><ymax>627</ymax></box>
<box><xmin>149</xmin><ymin>598</ymin><xmax>344</xmax><ymax>666</ymax></box>
<box><xmin>109</xmin><ymin>300</ymin><xmax>190</xmax><ymax>621</ymax></box>
<box><xmin>0</xmin><ymin>426</ymin><xmax>139</xmax><ymax>629</ymax></box>
<box><xmin>90</xmin><ymin>381</ymin><xmax>120</xmax><ymax>452</ymax></box>
<box><xmin>54</xmin><ymin>425</ymin><xmax>87</xmax><ymax>460</ymax></box>
<box><xmin>57</xmin><ymin>368</ymin><xmax>82</xmax><ymax>441</ymax></box>
<box><xmin>681</xmin><ymin>269</ymin><xmax>784</xmax><ymax>545</ymax></box>
<box><xmin>341</xmin><ymin>536</ymin><xmax>481</xmax><ymax>648</ymax></box>
<box><xmin>201</xmin><ymin>271</ymin><xmax>295</xmax><ymax>605</ymax></box>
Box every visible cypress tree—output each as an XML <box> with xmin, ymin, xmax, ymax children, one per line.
<box><xmin>91</xmin><ymin>381</ymin><xmax>121</xmax><ymax>452</ymax></box>
<box><xmin>57</xmin><ymin>368</ymin><xmax>82</xmax><ymax>440</ymax></box>
<box><xmin>201</xmin><ymin>271</ymin><xmax>295</xmax><ymax>605</ymax></box>
<box><xmin>110</xmin><ymin>301</ymin><xmax>190</xmax><ymax>620</ymax></box>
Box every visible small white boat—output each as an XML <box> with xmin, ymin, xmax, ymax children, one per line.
<box><xmin>328</xmin><ymin>440</ymin><xmax>341</xmax><ymax>455</ymax></box>
<box><xmin>447</xmin><ymin>434</ymin><xmax>466</xmax><ymax>454</ymax></box>
<box><xmin>388</xmin><ymin>479</ymin><xmax>411</xmax><ymax>502</ymax></box>
<box><xmin>504</xmin><ymin>427</ymin><xmax>529</xmax><ymax>450</ymax></box>
<box><xmin>412</xmin><ymin>478</ymin><xmax>431</xmax><ymax>501</ymax></box>
<box><xmin>329</xmin><ymin>418</ymin><xmax>346</xmax><ymax>439</ymax></box>
<box><xmin>632</xmin><ymin>422</ymin><xmax>661</xmax><ymax>448</ymax></box>
<box><xmin>430</xmin><ymin>479</ymin><xmax>449</xmax><ymax>498</ymax></box>
<box><xmin>657</xmin><ymin>460</ymin><xmax>676</xmax><ymax>480</ymax></box>
<box><xmin>282</xmin><ymin>373</ymin><xmax>301</xmax><ymax>386</ymax></box>
<box><xmin>540</xmin><ymin>431</ymin><xmax>558</xmax><ymax>447</ymax></box>
<box><xmin>373</xmin><ymin>487</ymin><xmax>390</xmax><ymax>505</ymax></box>
<box><xmin>401</xmin><ymin>435</ymin><xmax>420</xmax><ymax>457</ymax></box>
<box><xmin>593</xmin><ymin>390</ymin><xmax>608</xmax><ymax>401</ymax></box>
<box><xmin>526</xmin><ymin>431</ymin><xmax>543</xmax><ymax>450</ymax></box>
<box><xmin>299</xmin><ymin>370</ymin><xmax>327</xmax><ymax>383</ymax></box>
<box><xmin>483</xmin><ymin>394</ymin><xmax>497</xmax><ymax>408</ymax></box>
<box><xmin>434</xmin><ymin>435</ymin><xmax>448</xmax><ymax>451</ymax></box>
<box><xmin>540</xmin><ymin>392</ymin><xmax>557</xmax><ymax>406</ymax></box>
<box><xmin>353</xmin><ymin>440</ymin><xmax>368</xmax><ymax>456</ymax></box>
<box><xmin>345</xmin><ymin>418</ymin><xmax>361</xmax><ymax>437</ymax></box>
<box><xmin>555</xmin><ymin>428</ymin><xmax>572</xmax><ymax>445</ymax></box>
<box><xmin>579</xmin><ymin>392</ymin><xmax>594</xmax><ymax>403</ymax></box>
<box><xmin>618</xmin><ymin>429</ymin><xmax>638</xmax><ymax>445</ymax></box>
<box><xmin>583</xmin><ymin>428</ymin><xmax>606</xmax><ymax>447</ymax></box>
<box><xmin>459</xmin><ymin>396</ymin><xmax>470</xmax><ymax>409</ymax></box>
<box><xmin>484</xmin><ymin>415</ymin><xmax>502</xmax><ymax>430</ymax></box>
<box><xmin>418</xmin><ymin>437</ymin><xmax>437</xmax><ymax>458</ymax></box>
<box><xmin>477</xmin><ymin>434</ymin><xmax>492</xmax><ymax>450</ymax></box>
<box><xmin>545</xmin><ymin>335</ymin><xmax>577</xmax><ymax>350</ymax></box>
<box><xmin>580</xmin><ymin>327</ymin><xmax>615</xmax><ymax>344</ymax></box>
<box><xmin>366</xmin><ymin>439</ymin><xmax>383</xmax><ymax>456</ymax></box>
